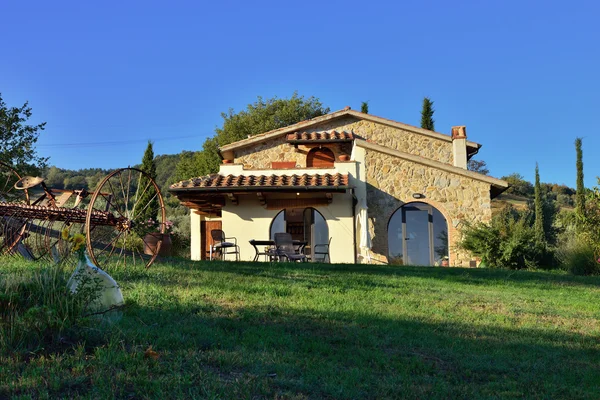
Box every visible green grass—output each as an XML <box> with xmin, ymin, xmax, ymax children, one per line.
<box><xmin>1</xmin><ymin>258</ymin><xmax>600</xmax><ymax>399</ymax></box>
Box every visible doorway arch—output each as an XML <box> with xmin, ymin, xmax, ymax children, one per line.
<box><xmin>387</xmin><ymin>202</ymin><xmax>448</xmax><ymax>266</ymax></box>
<box><xmin>269</xmin><ymin>207</ymin><xmax>329</xmax><ymax>260</ymax></box>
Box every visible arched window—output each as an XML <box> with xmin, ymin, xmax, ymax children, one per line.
<box><xmin>387</xmin><ymin>202</ymin><xmax>448</xmax><ymax>266</ymax></box>
<box><xmin>269</xmin><ymin>207</ymin><xmax>329</xmax><ymax>260</ymax></box>
<box><xmin>307</xmin><ymin>147</ymin><xmax>335</xmax><ymax>168</ymax></box>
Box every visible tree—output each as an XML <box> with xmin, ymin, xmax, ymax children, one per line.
<box><xmin>468</xmin><ymin>159</ymin><xmax>489</xmax><ymax>175</ymax></box>
<box><xmin>138</xmin><ymin>141</ymin><xmax>159</xmax><ymax>231</ymax></box>
<box><xmin>501</xmin><ymin>173</ymin><xmax>534</xmax><ymax>197</ymax></box>
<box><xmin>361</xmin><ymin>101</ymin><xmax>369</xmax><ymax>114</ymax></box>
<box><xmin>420</xmin><ymin>97</ymin><xmax>435</xmax><ymax>131</ymax></box>
<box><xmin>0</xmin><ymin>92</ymin><xmax>48</xmax><ymax>173</ymax></box>
<box><xmin>575</xmin><ymin>137</ymin><xmax>585</xmax><ymax>220</ymax></box>
<box><xmin>175</xmin><ymin>93</ymin><xmax>330</xmax><ymax>180</ymax></box>
<box><xmin>534</xmin><ymin>163</ymin><xmax>545</xmax><ymax>241</ymax></box>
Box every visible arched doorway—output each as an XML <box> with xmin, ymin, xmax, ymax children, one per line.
<box><xmin>387</xmin><ymin>202</ymin><xmax>448</xmax><ymax>266</ymax></box>
<box><xmin>307</xmin><ymin>147</ymin><xmax>335</xmax><ymax>168</ymax></box>
<box><xmin>270</xmin><ymin>208</ymin><xmax>329</xmax><ymax>260</ymax></box>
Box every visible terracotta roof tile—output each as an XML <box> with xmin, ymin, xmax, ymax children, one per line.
<box><xmin>286</xmin><ymin>130</ymin><xmax>355</xmax><ymax>142</ymax></box>
<box><xmin>170</xmin><ymin>173</ymin><xmax>350</xmax><ymax>191</ymax></box>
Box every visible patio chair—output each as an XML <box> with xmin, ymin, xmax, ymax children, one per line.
<box><xmin>274</xmin><ymin>232</ymin><xmax>307</xmax><ymax>262</ymax></box>
<box><xmin>313</xmin><ymin>237</ymin><xmax>331</xmax><ymax>263</ymax></box>
<box><xmin>210</xmin><ymin>229</ymin><xmax>240</xmax><ymax>261</ymax></box>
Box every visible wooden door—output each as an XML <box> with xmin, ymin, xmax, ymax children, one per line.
<box><xmin>307</xmin><ymin>147</ymin><xmax>335</xmax><ymax>167</ymax></box>
<box><xmin>201</xmin><ymin>220</ymin><xmax>222</xmax><ymax>260</ymax></box>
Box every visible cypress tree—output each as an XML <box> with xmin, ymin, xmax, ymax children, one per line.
<box><xmin>361</xmin><ymin>101</ymin><xmax>369</xmax><ymax>114</ymax></box>
<box><xmin>420</xmin><ymin>97</ymin><xmax>435</xmax><ymax>131</ymax></box>
<box><xmin>138</xmin><ymin>141</ymin><xmax>159</xmax><ymax>233</ymax></box>
<box><xmin>534</xmin><ymin>162</ymin><xmax>545</xmax><ymax>241</ymax></box>
<box><xmin>575</xmin><ymin>138</ymin><xmax>585</xmax><ymax>220</ymax></box>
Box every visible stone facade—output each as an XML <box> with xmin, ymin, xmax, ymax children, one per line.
<box><xmin>234</xmin><ymin>136</ymin><xmax>353</xmax><ymax>169</ymax></box>
<box><xmin>234</xmin><ymin>116</ymin><xmax>453</xmax><ymax>168</ymax></box>
<box><xmin>364</xmin><ymin>149</ymin><xmax>493</xmax><ymax>267</ymax></box>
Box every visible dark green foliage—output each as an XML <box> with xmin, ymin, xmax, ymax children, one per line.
<box><xmin>174</xmin><ymin>93</ymin><xmax>329</xmax><ymax>181</ymax></box>
<box><xmin>0</xmin><ymin>92</ymin><xmax>48</xmax><ymax>174</ymax></box>
<box><xmin>534</xmin><ymin>163</ymin><xmax>545</xmax><ymax>241</ymax></box>
<box><xmin>420</xmin><ymin>97</ymin><xmax>435</xmax><ymax>131</ymax></box>
<box><xmin>361</xmin><ymin>101</ymin><xmax>369</xmax><ymax>114</ymax></box>
<box><xmin>575</xmin><ymin>138</ymin><xmax>585</xmax><ymax>221</ymax></box>
<box><xmin>501</xmin><ymin>173</ymin><xmax>535</xmax><ymax>197</ymax></box>
<box><xmin>467</xmin><ymin>159</ymin><xmax>489</xmax><ymax>175</ymax></box>
<box><xmin>459</xmin><ymin>207</ymin><xmax>546</xmax><ymax>269</ymax></box>
<box><xmin>137</xmin><ymin>141</ymin><xmax>159</xmax><ymax>231</ymax></box>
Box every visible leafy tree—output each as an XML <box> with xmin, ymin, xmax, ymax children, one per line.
<box><xmin>361</xmin><ymin>101</ymin><xmax>369</xmax><ymax>114</ymax></box>
<box><xmin>534</xmin><ymin>163</ymin><xmax>545</xmax><ymax>241</ymax></box>
<box><xmin>468</xmin><ymin>159</ymin><xmax>489</xmax><ymax>175</ymax></box>
<box><xmin>175</xmin><ymin>93</ymin><xmax>329</xmax><ymax>180</ymax></box>
<box><xmin>215</xmin><ymin>93</ymin><xmax>329</xmax><ymax>146</ymax></box>
<box><xmin>138</xmin><ymin>141</ymin><xmax>159</xmax><ymax>232</ymax></box>
<box><xmin>0</xmin><ymin>92</ymin><xmax>48</xmax><ymax>173</ymax></box>
<box><xmin>63</xmin><ymin>175</ymin><xmax>88</xmax><ymax>190</ymax></box>
<box><xmin>44</xmin><ymin>166</ymin><xmax>66</xmax><ymax>189</ymax></box>
<box><xmin>575</xmin><ymin>138</ymin><xmax>585</xmax><ymax>221</ymax></box>
<box><xmin>420</xmin><ymin>97</ymin><xmax>435</xmax><ymax>131</ymax></box>
<box><xmin>501</xmin><ymin>173</ymin><xmax>534</xmax><ymax>197</ymax></box>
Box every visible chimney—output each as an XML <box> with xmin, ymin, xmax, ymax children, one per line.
<box><xmin>451</xmin><ymin>126</ymin><xmax>467</xmax><ymax>169</ymax></box>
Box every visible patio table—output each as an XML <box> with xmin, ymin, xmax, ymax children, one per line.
<box><xmin>249</xmin><ymin>239</ymin><xmax>307</xmax><ymax>261</ymax></box>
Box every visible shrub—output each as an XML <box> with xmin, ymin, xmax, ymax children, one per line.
<box><xmin>459</xmin><ymin>207</ymin><xmax>547</xmax><ymax>269</ymax></box>
<box><xmin>556</xmin><ymin>232</ymin><xmax>600</xmax><ymax>276</ymax></box>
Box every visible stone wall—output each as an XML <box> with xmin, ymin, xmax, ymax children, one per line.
<box><xmin>233</xmin><ymin>116</ymin><xmax>454</xmax><ymax>168</ymax></box>
<box><xmin>364</xmin><ymin>149</ymin><xmax>492</xmax><ymax>267</ymax></box>
<box><xmin>234</xmin><ymin>136</ymin><xmax>352</xmax><ymax>169</ymax></box>
<box><xmin>305</xmin><ymin>116</ymin><xmax>454</xmax><ymax>164</ymax></box>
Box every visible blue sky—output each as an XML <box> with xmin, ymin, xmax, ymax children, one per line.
<box><xmin>1</xmin><ymin>0</ymin><xmax>599</xmax><ymax>188</ymax></box>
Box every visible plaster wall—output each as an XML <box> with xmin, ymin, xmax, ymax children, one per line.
<box><xmin>220</xmin><ymin>192</ymin><xmax>355</xmax><ymax>264</ymax></box>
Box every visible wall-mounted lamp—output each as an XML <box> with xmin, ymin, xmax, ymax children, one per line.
<box><xmin>412</xmin><ymin>193</ymin><xmax>425</xmax><ymax>199</ymax></box>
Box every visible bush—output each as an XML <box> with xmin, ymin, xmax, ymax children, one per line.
<box><xmin>0</xmin><ymin>260</ymin><xmax>103</xmax><ymax>354</ymax></box>
<box><xmin>459</xmin><ymin>207</ymin><xmax>548</xmax><ymax>269</ymax></box>
<box><xmin>556</xmin><ymin>233</ymin><xmax>600</xmax><ymax>276</ymax></box>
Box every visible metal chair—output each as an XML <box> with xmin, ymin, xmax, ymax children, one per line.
<box><xmin>210</xmin><ymin>229</ymin><xmax>240</xmax><ymax>261</ymax></box>
<box><xmin>313</xmin><ymin>237</ymin><xmax>331</xmax><ymax>263</ymax></box>
<box><xmin>274</xmin><ymin>232</ymin><xmax>307</xmax><ymax>262</ymax></box>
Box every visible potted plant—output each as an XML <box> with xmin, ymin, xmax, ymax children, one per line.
<box><xmin>142</xmin><ymin>218</ymin><xmax>174</xmax><ymax>256</ymax></box>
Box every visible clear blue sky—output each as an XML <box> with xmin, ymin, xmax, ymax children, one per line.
<box><xmin>1</xmin><ymin>0</ymin><xmax>599</xmax><ymax>188</ymax></box>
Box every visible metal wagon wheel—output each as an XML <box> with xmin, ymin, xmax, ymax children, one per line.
<box><xmin>85</xmin><ymin>167</ymin><xmax>166</xmax><ymax>269</ymax></box>
<box><xmin>0</xmin><ymin>162</ymin><xmax>30</xmax><ymax>255</ymax></box>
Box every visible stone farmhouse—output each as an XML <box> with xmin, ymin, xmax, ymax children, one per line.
<box><xmin>169</xmin><ymin>107</ymin><xmax>508</xmax><ymax>266</ymax></box>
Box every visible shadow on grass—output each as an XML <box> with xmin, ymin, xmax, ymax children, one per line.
<box><xmin>67</xmin><ymin>300</ymin><xmax>600</xmax><ymax>399</ymax></box>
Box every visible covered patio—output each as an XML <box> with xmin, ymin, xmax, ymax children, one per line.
<box><xmin>169</xmin><ymin>169</ymin><xmax>357</xmax><ymax>263</ymax></box>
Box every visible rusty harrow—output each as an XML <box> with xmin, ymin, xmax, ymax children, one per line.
<box><xmin>0</xmin><ymin>162</ymin><xmax>166</xmax><ymax>269</ymax></box>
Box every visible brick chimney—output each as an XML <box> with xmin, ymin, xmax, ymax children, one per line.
<box><xmin>451</xmin><ymin>126</ymin><xmax>467</xmax><ymax>169</ymax></box>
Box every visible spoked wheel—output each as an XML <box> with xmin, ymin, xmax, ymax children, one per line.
<box><xmin>85</xmin><ymin>167</ymin><xmax>166</xmax><ymax>269</ymax></box>
<box><xmin>0</xmin><ymin>162</ymin><xmax>29</xmax><ymax>256</ymax></box>
<box><xmin>0</xmin><ymin>161</ymin><xmax>29</xmax><ymax>204</ymax></box>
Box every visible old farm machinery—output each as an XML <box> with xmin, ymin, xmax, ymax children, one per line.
<box><xmin>0</xmin><ymin>162</ymin><xmax>166</xmax><ymax>269</ymax></box>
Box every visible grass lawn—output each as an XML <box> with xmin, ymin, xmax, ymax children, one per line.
<box><xmin>1</xmin><ymin>258</ymin><xmax>599</xmax><ymax>399</ymax></box>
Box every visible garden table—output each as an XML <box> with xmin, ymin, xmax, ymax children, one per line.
<box><xmin>249</xmin><ymin>239</ymin><xmax>307</xmax><ymax>261</ymax></box>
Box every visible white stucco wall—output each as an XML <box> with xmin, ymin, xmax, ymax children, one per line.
<box><xmin>190</xmin><ymin>211</ymin><xmax>202</xmax><ymax>261</ymax></box>
<box><xmin>219</xmin><ymin>192</ymin><xmax>355</xmax><ymax>263</ymax></box>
